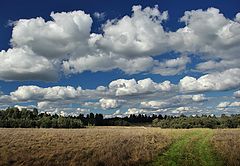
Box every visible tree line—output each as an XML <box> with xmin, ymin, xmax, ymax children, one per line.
<box><xmin>0</xmin><ymin>107</ymin><xmax>158</xmax><ymax>128</ymax></box>
<box><xmin>152</xmin><ymin>114</ymin><xmax>240</xmax><ymax>129</ymax></box>
<box><xmin>0</xmin><ymin>107</ymin><xmax>240</xmax><ymax>128</ymax></box>
<box><xmin>0</xmin><ymin>107</ymin><xmax>84</xmax><ymax>128</ymax></box>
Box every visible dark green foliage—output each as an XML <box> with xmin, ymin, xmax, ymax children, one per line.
<box><xmin>152</xmin><ymin>114</ymin><xmax>240</xmax><ymax>129</ymax></box>
<box><xmin>1</xmin><ymin>107</ymin><xmax>240</xmax><ymax>128</ymax></box>
<box><xmin>0</xmin><ymin>107</ymin><xmax>84</xmax><ymax>128</ymax></box>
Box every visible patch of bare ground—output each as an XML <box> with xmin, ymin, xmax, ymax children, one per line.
<box><xmin>212</xmin><ymin>129</ymin><xmax>240</xmax><ymax>166</ymax></box>
<box><xmin>0</xmin><ymin>127</ymin><xmax>179</xmax><ymax>166</ymax></box>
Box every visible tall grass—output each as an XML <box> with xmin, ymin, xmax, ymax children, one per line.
<box><xmin>212</xmin><ymin>129</ymin><xmax>240</xmax><ymax>166</ymax></box>
<box><xmin>1</xmin><ymin>127</ymin><xmax>239</xmax><ymax>166</ymax></box>
<box><xmin>0</xmin><ymin>127</ymin><xmax>177</xmax><ymax>166</ymax></box>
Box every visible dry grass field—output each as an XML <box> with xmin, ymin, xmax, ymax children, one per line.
<box><xmin>0</xmin><ymin>127</ymin><xmax>183</xmax><ymax>166</ymax></box>
<box><xmin>212</xmin><ymin>129</ymin><xmax>240</xmax><ymax>166</ymax></box>
<box><xmin>0</xmin><ymin>127</ymin><xmax>239</xmax><ymax>166</ymax></box>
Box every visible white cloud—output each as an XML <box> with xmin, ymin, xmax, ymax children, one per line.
<box><xmin>109</xmin><ymin>78</ymin><xmax>173</xmax><ymax>96</ymax></box>
<box><xmin>179</xmin><ymin>68</ymin><xmax>240</xmax><ymax>93</ymax></box>
<box><xmin>0</xmin><ymin>10</ymin><xmax>93</xmax><ymax>81</ymax></box>
<box><xmin>113</xmin><ymin>110</ymin><xmax>121</xmax><ymax>116</ymax></box>
<box><xmin>99</xmin><ymin>98</ymin><xmax>120</xmax><ymax>109</ymax></box>
<box><xmin>217</xmin><ymin>101</ymin><xmax>240</xmax><ymax>109</ymax></box>
<box><xmin>124</xmin><ymin>107</ymin><xmax>168</xmax><ymax>115</ymax></box>
<box><xmin>235</xmin><ymin>13</ymin><xmax>240</xmax><ymax>22</ymax></box>
<box><xmin>63</xmin><ymin>54</ymin><xmax>154</xmax><ymax>75</ymax></box>
<box><xmin>176</xmin><ymin>106</ymin><xmax>190</xmax><ymax>112</ymax></box>
<box><xmin>7</xmin><ymin>78</ymin><xmax>174</xmax><ymax>104</ymax></box>
<box><xmin>230</xmin><ymin>101</ymin><xmax>240</xmax><ymax>107</ymax></box>
<box><xmin>14</xmin><ymin>105</ymin><xmax>35</xmax><ymax>111</ymax></box>
<box><xmin>172</xmin><ymin>8</ymin><xmax>240</xmax><ymax>58</ymax></box>
<box><xmin>1</xmin><ymin>6</ymin><xmax>240</xmax><ymax>116</ymax></box>
<box><xmin>141</xmin><ymin>101</ymin><xmax>168</xmax><ymax>109</ymax></box>
<box><xmin>0</xmin><ymin>48</ymin><xmax>58</xmax><ymax>81</ymax></box>
<box><xmin>0</xmin><ymin>75</ymin><xmax>235</xmax><ymax>116</ymax></box>
<box><xmin>192</xmin><ymin>94</ymin><xmax>207</xmax><ymax>102</ymax></box>
<box><xmin>11</xmin><ymin>85</ymin><xmax>82</xmax><ymax>101</ymax></box>
<box><xmin>140</xmin><ymin>94</ymin><xmax>206</xmax><ymax>110</ymax></box>
<box><xmin>97</xmin><ymin>5</ymin><xmax>169</xmax><ymax>58</ymax></box>
<box><xmin>196</xmin><ymin>59</ymin><xmax>240</xmax><ymax>73</ymax></box>
<box><xmin>93</xmin><ymin>12</ymin><xmax>106</xmax><ymax>20</ymax></box>
<box><xmin>125</xmin><ymin>108</ymin><xmax>149</xmax><ymax>115</ymax></box>
<box><xmin>1</xmin><ymin>6</ymin><xmax>240</xmax><ymax>81</ymax></box>
<box><xmin>233</xmin><ymin>90</ymin><xmax>240</xmax><ymax>98</ymax></box>
<box><xmin>11</xmin><ymin>11</ymin><xmax>92</xmax><ymax>59</ymax></box>
<box><xmin>0</xmin><ymin>94</ymin><xmax>13</xmax><ymax>104</ymax></box>
<box><xmin>76</xmin><ymin>108</ymin><xmax>90</xmax><ymax>114</ymax></box>
<box><xmin>168</xmin><ymin>8</ymin><xmax>240</xmax><ymax>77</ymax></box>
<box><xmin>104</xmin><ymin>110</ymin><xmax>124</xmax><ymax>118</ymax></box>
<box><xmin>37</xmin><ymin>101</ymin><xmax>51</xmax><ymax>110</ymax></box>
<box><xmin>37</xmin><ymin>100</ymin><xmax>90</xmax><ymax>116</ymax></box>
<box><xmin>171</xmin><ymin>106</ymin><xmax>192</xmax><ymax>114</ymax></box>
<box><xmin>4</xmin><ymin>77</ymin><xmax>174</xmax><ymax>114</ymax></box>
<box><xmin>152</xmin><ymin>56</ymin><xmax>190</xmax><ymax>76</ymax></box>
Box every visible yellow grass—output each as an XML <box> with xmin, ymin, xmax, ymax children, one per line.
<box><xmin>1</xmin><ymin>127</ymin><xmax>239</xmax><ymax>166</ymax></box>
<box><xmin>212</xmin><ymin>129</ymin><xmax>240</xmax><ymax>166</ymax></box>
<box><xmin>0</xmin><ymin>127</ymin><xmax>181</xmax><ymax>166</ymax></box>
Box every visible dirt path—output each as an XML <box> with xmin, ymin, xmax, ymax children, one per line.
<box><xmin>150</xmin><ymin>129</ymin><xmax>224</xmax><ymax>166</ymax></box>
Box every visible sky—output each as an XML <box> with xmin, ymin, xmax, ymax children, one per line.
<box><xmin>0</xmin><ymin>0</ymin><xmax>240</xmax><ymax>117</ymax></box>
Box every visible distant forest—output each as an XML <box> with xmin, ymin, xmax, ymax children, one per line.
<box><xmin>0</xmin><ymin>107</ymin><xmax>240</xmax><ymax>128</ymax></box>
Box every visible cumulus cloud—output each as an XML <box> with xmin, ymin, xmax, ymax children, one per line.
<box><xmin>99</xmin><ymin>98</ymin><xmax>120</xmax><ymax>109</ymax></box>
<box><xmin>171</xmin><ymin>107</ymin><xmax>192</xmax><ymax>114</ymax></box>
<box><xmin>179</xmin><ymin>68</ymin><xmax>240</xmax><ymax>93</ymax></box>
<box><xmin>109</xmin><ymin>78</ymin><xmax>173</xmax><ymax>96</ymax></box>
<box><xmin>53</xmin><ymin>7</ymin><xmax>240</xmax><ymax>77</ymax></box>
<box><xmin>1</xmin><ymin>78</ymin><xmax>173</xmax><ymax>115</ymax></box>
<box><xmin>141</xmin><ymin>101</ymin><xmax>168</xmax><ymax>109</ymax></box>
<box><xmin>234</xmin><ymin>90</ymin><xmax>240</xmax><ymax>98</ymax></box>
<box><xmin>230</xmin><ymin>101</ymin><xmax>240</xmax><ymax>107</ymax></box>
<box><xmin>0</xmin><ymin>94</ymin><xmax>14</xmax><ymax>104</ymax></box>
<box><xmin>0</xmin><ymin>10</ymin><xmax>93</xmax><ymax>81</ymax></box>
<box><xmin>11</xmin><ymin>11</ymin><xmax>92</xmax><ymax>59</ymax></box>
<box><xmin>168</xmin><ymin>8</ymin><xmax>240</xmax><ymax>77</ymax></box>
<box><xmin>62</xmin><ymin>5</ymin><xmax>170</xmax><ymax>75</ymax></box>
<box><xmin>37</xmin><ymin>100</ymin><xmax>90</xmax><ymax>116</ymax></box>
<box><xmin>172</xmin><ymin>8</ymin><xmax>240</xmax><ymax>58</ymax></box>
<box><xmin>192</xmin><ymin>94</ymin><xmax>207</xmax><ymax>102</ymax></box>
<box><xmin>11</xmin><ymin>85</ymin><xmax>82</xmax><ymax>101</ymax></box>
<box><xmin>217</xmin><ymin>101</ymin><xmax>240</xmax><ymax>109</ymax></box>
<box><xmin>152</xmin><ymin>56</ymin><xmax>191</xmax><ymax>76</ymax></box>
<box><xmin>7</xmin><ymin>78</ymin><xmax>175</xmax><ymax>104</ymax></box>
<box><xmin>0</xmin><ymin>75</ymin><xmax>236</xmax><ymax>116</ymax></box>
<box><xmin>140</xmin><ymin>94</ymin><xmax>206</xmax><ymax>110</ymax></box>
<box><xmin>14</xmin><ymin>105</ymin><xmax>35</xmax><ymax>111</ymax></box>
<box><xmin>1</xmin><ymin>6</ymin><xmax>240</xmax><ymax>116</ymax></box>
<box><xmin>176</xmin><ymin>106</ymin><xmax>190</xmax><ymax>112</ymax></box>
<box><xmin>196</xmin><ymin>60</ymin><xmax>240</xmax><ymax>73</ymax></box>
<box><xmin>124</xmin><ymin>107</ymin><xmax>186</xmax><ymax>115</ymax></box>
<box><xmin>63</xmin><ymin>54</ymin><xmax>155</xmax><ymax>75</ymax></box>
<box><xmin>1</xmin><ymin>6</ymin><xmax>240</xmax><ymax>81</ymax></box>
<box><xmin>0</xmin><ymin>48</ymin><xmax>58</xmax><ymax>81</ymax></box>
<box><xmin>97</xmin><ymin>5</ymin><xmax>169</xmax><ymax>58</ymax></box>
<box><xmin>125</xmin><ymin>108</ymin><xmax>150</xmax><ymax>115</ymax></box>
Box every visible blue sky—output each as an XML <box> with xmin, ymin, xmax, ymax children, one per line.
<box><xmin>0</xmin><ymin>0</ymin><xmax>240</xmax><ymax>116</ymax></box>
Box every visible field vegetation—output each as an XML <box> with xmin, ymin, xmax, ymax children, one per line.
<box><xmin>0</xmin><ymin>127</ymin><xmax>179</xmax><ymax>166</ymax></box>
<box><xmin>212</xmin><ymin>129</ymin><xmax>240</xmax><ymax>166</ymax></box>
<box><xmin>0</xmin><ymin>127</ymin><xmax>240</xmax><ymax>166</ymax></box>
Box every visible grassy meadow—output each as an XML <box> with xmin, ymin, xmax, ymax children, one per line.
<box><xmin>0</xmin><ymin>127</ymin><xmax>239</xmax><ymax>166</ymax></box>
